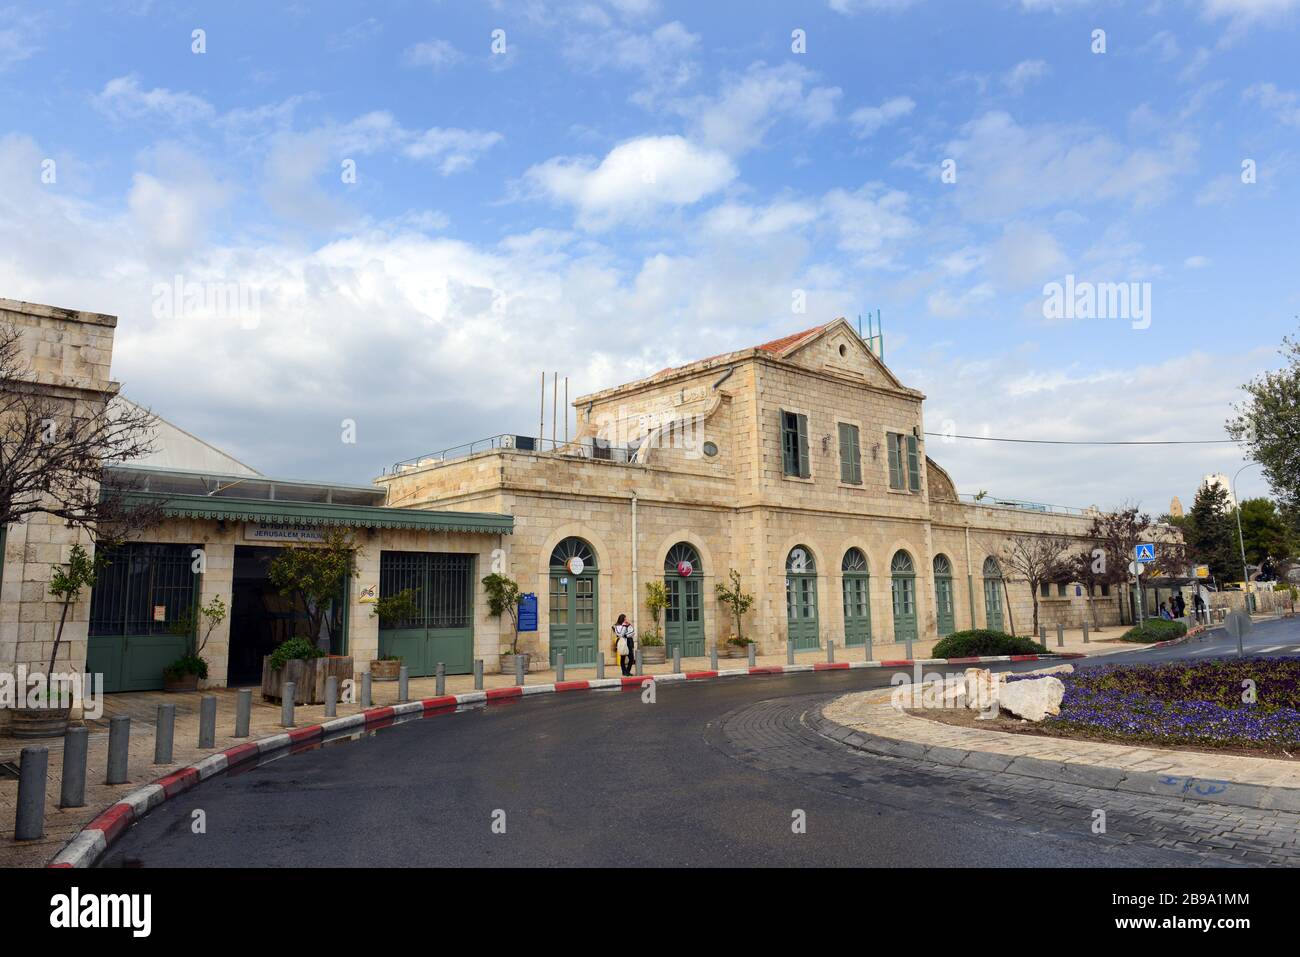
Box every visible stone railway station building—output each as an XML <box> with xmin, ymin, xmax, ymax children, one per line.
<box><xmin>1</xmin><ymin>298</ymin><xmax>1137</xmax><ymax>716</ymax></box>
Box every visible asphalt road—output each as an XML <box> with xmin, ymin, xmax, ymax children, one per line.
<box><xmin>101</xmin><ymin>623</ymin><xmax>1300</xmax><ymax>868</ymax></box>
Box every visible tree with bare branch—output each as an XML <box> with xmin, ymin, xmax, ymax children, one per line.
<box><xmin>986</xmin><ymin>533</ymin><xmax>1075</xmax><ymax>637</ymax></box>
<box><xmin>1063</xmin><ymin>541</ymin><xmax>1116</xmax><ymax>631</ymax></box>
<box><xmin>1086</xmin><ymin>504</ymin><xmax>1187</xmax><ymax>624</ymax></box>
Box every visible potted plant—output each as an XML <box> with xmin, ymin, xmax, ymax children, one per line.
<box><xmin>10</xmin><ymin>544</ymin><xmax>99</xmax><ymax>737</ymax></box>
<box><xmin>715</xmin><ymin>568</ymin><xmax>755</xmax><ymax>659</ymax></box>
<box><xmin>638</xmin><ymin>632</ymin><xmax>666</xmax><ymax>665</ymax></box>
<box><xmin>370</xmin><ymin>588</ymin><xmax>419</xmax><ymax>680</ymax></box>
<box><xmin>163</xmin><ymin>595</ymin><xmax>226</xmax><ymax>692</ymax></box>
<box><xmin>261</xmin><ymin>529</ymin><xmax>357</xmax><ymax>701</ymax></box>
<box><xmin>483</xmin><ymin>572</ymin><xmax>529</xmax><ymax>674</ymax></box>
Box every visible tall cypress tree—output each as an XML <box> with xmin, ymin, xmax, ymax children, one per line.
<box><xmin>1186</xmin><ymin>483</ymin><xmax>1239</xmax><ymax>582</ymax></box>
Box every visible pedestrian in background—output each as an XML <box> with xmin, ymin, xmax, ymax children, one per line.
<box><xmin>613</xmin><ymin>613</ymin><xmax>636</xmax><ymax>676</ymax></box>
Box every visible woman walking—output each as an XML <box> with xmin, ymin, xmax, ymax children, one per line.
<box><xmin>613</xmin><ymin>613</ymin><xmax>636</xmax><ymax>676</ymax></box>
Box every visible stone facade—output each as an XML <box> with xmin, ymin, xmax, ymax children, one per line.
<box><xmin>378</xmin><ymin>318</ymin><xmax>1136</xmax><ymax>661</ymax></box>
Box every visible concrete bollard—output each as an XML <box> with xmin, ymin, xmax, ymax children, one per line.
<box><xmin>235</xmin><ymin>688</ymin><xmax>251</xmax><ymax>737</ymax></box>
<box><xmin>199</xmin><ymin>695</ymin><xmax>216</xmax><ymax>748</ymax></box>
<box><xmin>515</xmin><ymin>654</ymin><xmax>525</xmax><ymax>686</ymax></box>
<box><xmin>281</xmin><ymin>683</ymin><xmax>295</xmax><ymax>728</ymax></box>
<box><xmin>673</xmin><ymin>647</ymin><xmax>681</xmax><ymax>674</ymax></box>
<box><xmin>1082</xmin><ymin>621</ymin><xmax>1090</xmax><ymax>644</ymax></box>
<box><xmin>436</xmin><ymin>662</ymin><xmax>446</xmax><ymax>696</ymax></box>
<box><xmin>710</xmin><ymin>644</ymin><xmax>718</xmax><ymax>670</ymax></box>
<box><xmin>325</xmin><ymin>676</ymin><xmax>337</xmax><ymax>717</ymax></box>
<box><xmin>1056</xmin><ymin>623</ymin><xmax>1064</xmax><ymax>648</ymax></box>
<box><xmin>596</xmin><ymin>651</ymin><xmax>605</xmax><ymax>680</ymax></box>
<box><xmin>398</xmin><ymin>666</ymin><xmax>409</xmax><ymax>703</ymax></box>
<box><xmin>747</xmin><ymin>642</ymin><xmax>756</xmax><ymax>667</ymax></box>
<box><xmin>1039</xmin><ymin>625</ymin><xmax>1047</xmax><ymax>646</ymax></box>
<box><xmin>361</xmin><ymin>671</ymin><xmax>372</xmax><ymax>708</ymax></box>
<box><xmin>473</xmin><ymin>659</ymin><xmax>484</xmax><ymax>691</ymax></box>
<box><xmin>60</xmin><ymin>728</ymin><xmax>88</xmax><ymax>809</ymax></box>
<box><xmin>905</xmin><ymin>637</ymin><xmax>914</xmax><ymax>660</ymax></box>
<box><xmin>636</xmin><ymin>649</ymin><xmax>643</xmax><ymax>677</ymax></box>
<box><xmin>15</xmin><ymin>747</ymin><xmax>48</xmax><ymax>840</ymax></box>
<box><xmin>154</xmin><ymin>703</ymin><xmax>175</xmax><ymax>764</ymax></box>
<box><xmin>827</xmin><ymin>640</ymin><xmax>835</xmax><ymax>664</ymax></box>
<box><xmin>787</xmin><ymin>641</ymin><xmax>795</xmax><ymax>665</ymax></box>
<box><xmin>556</xmin><ymin>652</ymin><xmax>565</xmax><ymax>683</ymax></box>
<box><xmin>866</xmin><ymin>635</ymin><xmax>874</xmax><ymax>663</ymax></box>
<box><xmin>106</xmin><ymin>715</ymin><xmax>130</xmax><ymax>785</ymax></box>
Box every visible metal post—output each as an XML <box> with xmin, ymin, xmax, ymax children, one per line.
<box><xmin>596</xmin><ymin>651</ymin><xmax>605</xmax><ymax>680</ymax></box>
<box><xmin>1233</xmin><ymin>463</ymin><xmax>1257</xmax><ymax>615</ymax></box>
<box><xmin>866</xmin><ymin>635</ymin><xmax>873</xmax><ymax>663</ymax></box>
<box><xmin>827</xmin><ymin>639</ymin><xmax>835</xmax><ymax>663</ymax></box>
<box><xmin>15</xmin><ymin>747</ymin><xmax>48</xmax><ymax>840</ymax></box>
<box><xmin>1039</xmin><ymin>625</ymin><xmax>1047</xmax><ymax>645</ymax></box>
<box><xmin>281</xmin><ymin>683</ymin><xmax>295</xmax><ymax>728</ymax></box>
<box><xmin>436</xmin><ymin>662</ymin><xmax>446</xmax><ymax>696</ymax></box>
<box><xmin>60</xmin><ymin>728</ymin><xmax>87</xmax><ymax>809</ymax></box>
<box><xmin>324</xmin><ymin>676</ymin><xmax>337</xmax><ymax>717</ymax></box>
<box><xmin>636</xmin><ymin>650</ymin><xmax>643</xmax><ymax>676</ymax></box>
<box><xmin>787</xmin><ymin>641</ymin><xmax>795</xmax><ymax>665</ymax></box>
<box><xmin>154</xmin><ymin>703</ymin><xmax>175</xmax><ymax>764</ymax></box>
<box><xmin>905</xmin><ymin>636</ymin><xmax>914</xmax><ymax>660</ymax></box>
<box><xmin>1082</xmin><ymin>621</ymin><xmax>1090</xmax><ymax>644</ymax></box>
<box><xmin>515</xmin><ymin>654</ymin><xmax>525</xmax><ymax>686</ymax></box>
<box><xmin>556</xmin><ymin>651</ymin><xmax>565</xmax><ymax>683</ymax></box>
<box><xmin>710</xmin><ymin>644</ymin><xmax>717</xmax><ymax>670</ymax></box>
<box><xmin>361</xmin><ymin>671</ymin><xmax>372</xmax><ymax>708</ymax></box>
<box><xmin>398</xmin><ymin>665</ymin><xmax>409</xmax><ymax>703</ymax></box>
<box><xmin>672</xmin><ymin>647</ymin><xmax>681</xmax><ymax>674</ymax></box>
<box><xmin>747</xmin><ymin>643</ymin><xmax>756</xmax><ymax>667</ymax></box>
<box><xmin>235</xmin><ymin>688</ymin><xmax>251</xmax><ymax>737</ymax></box>
<box><xmin>106</xmin><ymin>715</ymin><xmax>130</xmax><ymax>784</ymax></box>
<box><xmin>1056</xmin><ymin>623</ymin><xmax>1064</xmax><ymax>648</ymax></box>
<box><xmin>473</xmin><ymin>659</ymin><xmax>484</xmax><ymax>691</ymax></box>
<box><xmin>199</xmin><ymin>695</ymin><xmax>216</xmax><ymax>748</ymax></box>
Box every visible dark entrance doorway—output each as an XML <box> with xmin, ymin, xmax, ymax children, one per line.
<box><xmin>227</xmin><ymin>545</ymin><xmax>347</xmax><ymax>686</ymax></box>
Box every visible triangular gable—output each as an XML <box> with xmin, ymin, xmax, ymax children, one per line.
<box><xmin>768</xmin><ymin>316</ymin><xmax>908</xmax><ymax>392</ymax></box>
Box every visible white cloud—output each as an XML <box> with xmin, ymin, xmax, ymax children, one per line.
<box><xmin>565</xmin><ymin>20</ymin><xmax>699</xmax><ymax>103</ymax></box>
<box><xmin>830</xmin><ymin>0</ymin><xmax>921</xmax><ymax>12</ymax></box>
<box><xmin>1002</xmin><ymin>59</ymin><xmax>1049</xmax><ymax>95</ymax></box>
<box><xmin>524</xmin><ymin>135</ymin><xmax>736</xmax><ymax>229</ymax></box>
<box><xmin>403</xmin><ymin>38</ymin><xmax>464</xmax><ymax>70</ymax></box>
<box><xmin>1184</xmin><ymin>255</ymin><xmax>1212</xmax><ymax>269</ymax></box>
<box><xmin>1202</xmin><ymin>0</ymin><xmax>1300</xmax><ymax>26</ymax></box>
<box><xmin>1245</xmin><ymin>82</ymin><xmax>1300</xmax><ymax>126</ymax></box>
<box><xmin>823</xmin><ymin>183</ymin><xmax>916</xmax><ymax>267</ymax></box>
<box><xmin>403</xmin><ymin>128</ymin><xmax>504</xmax><ymax>175</ymax></box>
<box><xmin>991</xmin><ymin>222</ymin><xmax>1065</xmax><ymax>288</ymax></box>
<box><xmin>0</xmin><ymin>7</ymin><xmax>42</xmax><ymax>71</ymax></box>
<box><xmin>675</xmin><ymin>62</ymin><xmax>841</xmax><ymax>154</ymax></box>
<box><xmin>94</xmin><ymin>75</ymin><xmax>215</xmax><ymax>124</ymax></box>
<box><xmin>849</xmin><ymin>96</ymin><xmax>915</xmax><ymax>138</ymax></box>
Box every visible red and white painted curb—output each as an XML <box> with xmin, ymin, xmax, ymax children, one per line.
<box><xmin>47</xmin><ymin>651</ymin><xmax>1080</xmax><ymax>868</ymax></box>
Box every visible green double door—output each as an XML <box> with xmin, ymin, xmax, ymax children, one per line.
<box><xmin>786</xmin><ymin>573</ymin><xmax>820</xmax><ymax>649</ymax></box>
<box><xmin>891</xmin><ymin>574</ymin><xmax>918</xmax><ymax>644</ymax></box>
<box><xmin>984</xmin><ymin>578</ymin><xmax>1004</xmax><ymax>631</ymax></box>
<box><xmin>549</xmin><ymin>572</ymin><xmax>598</xmax><ymax>667</ymax></box>
<box><xmin>842</xmin><ymin>574</ymin><xmax>871</xmax><ymax>646</ymax></box>
<box><xmin>664</xmin><ymin>574</ymin><xmax>705</xmax><ymax>657</ymax></box>
<box><xmin>935</xmin><ymin>576</ymin><xmax>955</xmax><ymax>636</ymax></box>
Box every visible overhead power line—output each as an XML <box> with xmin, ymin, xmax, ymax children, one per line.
<box><xmin>925</xmin><ymin>433</ymin><xmax>1239</xmax><ymax>446</ymax></box>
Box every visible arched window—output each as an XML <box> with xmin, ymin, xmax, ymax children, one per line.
<box><xmin>550</xmin><ymin>537</ymin><xmax>597</xmax><ymax>572</ymax></box>
<box><xmin>786</xmin><ymin>546</ymin><xmax>819</xmax><ymax>649</ymax></box>
<box><xmin>842</xmin><ymin>548</ymin><xmax>868</xmax><ymax>573</ymax></box>
<box><xmin>664</xmin><ymin>542</ymin><xmax>701</xmax><ymax>574</ymax></box>
<box><xmin>786</xmin><ymin>545</ymin><xmax>816</xmax><ymax>575</ymax></box>
<box><xmin>890</xmin><ymin>550</ymin><xmax>917</xmax><ymax>643</ymax></box>
<box><xmin>842</xmin><ymin>548</ymin><xmax>870</xmax><ymax>647</ymax></box>
<box><xmin>982</xmin><ymin>556</ymin><xmax>1004</xmax><ymax>630</ymax></box>
<box><xmin>933</xmin><ymin>554</ymin><xmax>955</xmax><ymax>636</ymax></box>
<box><xmin>890</xmin><ymin>550</ymin><xmax>915</xmax><ymax>575</ymax></box>
<box><xmin>982</xmin><ymin>556</ymin><xmax>1001</xmax><ymax>578</ymax></box>
<box><xmin>933</xmin><ymin>554</ymin><xmax>952</xmax><ymax>576</ymax></box>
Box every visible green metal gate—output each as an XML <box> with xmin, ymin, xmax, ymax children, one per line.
<box><xmin>982</xmin><ymin>557</ymin><xmax>1004</xmax><ymax>631</ymax></box>
<box><xmin>890</xmin><ymin>550</ymin><xmax>918</xmax><ymax>645</ymax></box>
<box><xmin>664</xmin><ymin>543</ymin><xmax>705</xmax><ymax>658</ymax></box>
<box><xmin>548</xmin><ymin>538</ymin><xmax>598</xmax><ymax>667</ymax></box>
<box><xmin>933</xmin><ymin>554</ymin><xmax>955</xmax><ymax>636</ymax></box>
<box><xmin>377</xmin><ymin>551</ymin><xmax>475</xmax><ymax>676</ymax></box>
<box><xmin>786</xmin><ymin>546</ymin><xmax>820</xmax><ymax>649</ymax></box>
<box><xmin>87</xmin><ymin>543</ymin><xmax>198</xmax><ymax>693</ymax></box>
<box><xmin>841</xmin><ymin>548</ymin><xmax>871</xmax><ymax>647</ymax></box>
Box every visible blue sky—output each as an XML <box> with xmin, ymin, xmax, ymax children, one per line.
<box><xmin>1</xmin><ymin>0</ymin><xmax>1297</xmax><ymax>510</ymax></box>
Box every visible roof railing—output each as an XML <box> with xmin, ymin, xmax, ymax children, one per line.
<box><xmin>958</xmin><ymin>494</ymin><xmax>1093</xmax><ymax>517</ymax></box>
<box><xmin>388</xmin><ymin>434</ymin><xmax>639</xmax><ymax>474</ymax></box>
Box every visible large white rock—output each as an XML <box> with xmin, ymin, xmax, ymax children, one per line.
<box><xmin>1020</xmin><ymin>664</ymin><xmax>1075</xmax><ymax>677</ymax></box>
<box><xmin>997</xmin><ymin>676</ymin><xmax>1065</xmax><ymax>722</ymax></box>
<box><xmin>964</xmin><ymin>668</ymin><xmax>1006</xmax><ymax>712</ymax></box>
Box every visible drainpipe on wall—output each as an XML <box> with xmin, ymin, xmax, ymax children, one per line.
<box><xmin>964</xmin><ymin>525</ymin><xmax>976</xmax><ymax>627</ymax></box>
<box><xmin>630</xmin><ymin>493</ymin><xmax>639</xmax><ymax>634</ymax></box>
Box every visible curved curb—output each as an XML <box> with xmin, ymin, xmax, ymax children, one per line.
<box><xmin>809</xmin><ymin>704</ymin><xmax>1300</xmax><ymax>814</ymax></box>
<box><xmin>47</xmin><ymin>651</ymin><xmax>1078</xmax><ymax>868</ymax></box>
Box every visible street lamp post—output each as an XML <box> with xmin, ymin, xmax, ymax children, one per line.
<box><xmin>1232</xmin><ymin>462</ymin><xmax>1260</xmax><ymax>615</ymax></box>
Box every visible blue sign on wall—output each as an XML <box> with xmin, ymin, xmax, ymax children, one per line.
<box><xmin>518</xmin><ymin>593</ymin><xmax>538</xmax><ymax>632</ymax></box>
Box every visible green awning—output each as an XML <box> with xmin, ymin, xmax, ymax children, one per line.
<box><xmin>120</xmin><ymin>491</ymin><xmax>512</xmax><ymax>535</ymax></box>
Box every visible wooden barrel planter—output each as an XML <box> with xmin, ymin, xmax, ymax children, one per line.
<box><xmin>369</xmin><ymin>659</ymin><xmax>401</xmax><ymax>682</ymax></box>
<box><xmin>262</xmin><ymin>655</ymin><xmax>354</xmax><ymax>704</ymax></box>
<box><xmin>9</xmin><ymin>707</ymin><xmax>72</xmax><ymax>738</ymax></box>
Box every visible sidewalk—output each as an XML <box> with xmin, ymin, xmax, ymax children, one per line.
<box><xmin>0</xmin><ymin>637</ymin><xmax>1151</xmax><ymax>868</ymax></box>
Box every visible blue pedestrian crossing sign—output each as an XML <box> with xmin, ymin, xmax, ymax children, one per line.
<box><xmin>1134</xmin><ymin>543</ymin><xmax>1155</xmax><ymax>563</ymax></box>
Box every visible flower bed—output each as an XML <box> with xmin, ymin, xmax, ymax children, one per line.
<box><xmin>1042</xmin><ymin>658</ymin><xmax>1300</xmax><ymax>752</ymax></box>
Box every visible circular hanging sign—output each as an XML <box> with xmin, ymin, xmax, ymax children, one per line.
<box><xmin>677</xmin><ymin>560</ymin><xmax>694</xmax><ymax>578</ymax></box>
<box><xmin>566</xmin><ymin>556</ymin><xmax>585</xmax><ymax>575</ymax></box>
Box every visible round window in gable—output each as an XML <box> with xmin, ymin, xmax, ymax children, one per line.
<box><xmin>703</xmin><ymin>441</ymin><xmax>719</xmax><ymax>458</ymax></box>
<box><xmin>838</xmin><ymin>343</ymin><xmax>848</xmax><ymax>357</ymax></box>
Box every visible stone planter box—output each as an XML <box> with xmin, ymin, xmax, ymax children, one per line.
<box><xmin>9</xmin><ymin>706</ymin><xmax>72</xmax><ymax>738</ymax></box>
<box><xmin>499</xmin><ymin>652</ymin><xmax>531</xmax><ymax>675</ymax></box>
<box><xmin>719</xmin><ymin>643</ymin><xmax>745</xmax><ymax>659</ymax></box>
<box><xmin>639</xmin><ymin>645</ymin><xmax>666</xmax><ymax>665</ymax></box>
<box><xmin>370</xmin><ymin>659</ymin><xmax>401</xmax><ymax>682</ymax></box>
<box><xmin>262</xmin><ymin>655</ymin><xmax>353</xmax><ymax>705</ymax></box>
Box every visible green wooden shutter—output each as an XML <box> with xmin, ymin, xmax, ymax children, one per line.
<box><xmin>780</xmin><ymin>410</ymin><xmax>794</xmax><ymax>476</ymax></box>
<box><xmin>907</xmin><ymin>434</ymin><xmax>920</xmax><ymax>491</ymax></box>
<box><xmin>796</xmin><ymin>414</ymin><xmax>810</xmax><ymax>478</ymax></box>
<box><xmin>838</xmin><ymin>424</ymin><xmax>861</xmax><ymax>484</ymax></box>
<box><xmin>887</xmin><ymin>433</ymin><xmax>902</xmax><ymax>488</ymax></box>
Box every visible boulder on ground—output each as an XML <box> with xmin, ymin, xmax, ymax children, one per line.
<box><xmin>1019</xmin><ymin>664</ymin><xmax>1074</xmax><ymax>677</ymax></box>
<box><xmin>964</xmin><ymin>668</ymin><xmax>1005</xmax><ymax>711</ymax></box>
<box><xmin>997</xmin><ymin>676</ymin><xmax>1065</xmax><ymax>722</ymax></box>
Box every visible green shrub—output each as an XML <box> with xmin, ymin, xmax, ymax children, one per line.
<box><xmin>163</xmin><ymin>653</ymin><xmax>208</xmax><ymax>680</ymax></box>
<box><xmin>931</xmin><ymin>629</ymin><xmax>1047</xmax><ymax>658</ymax></box>
<box><xmin>1119</xmin><ymin>618</ymin><xmax>1188</xmax><ymax>643</ymax></box>
<box><xmin>269</xmin><ymin>637</ymin><xmax>326</xmax><ymax>671</ymax></box>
